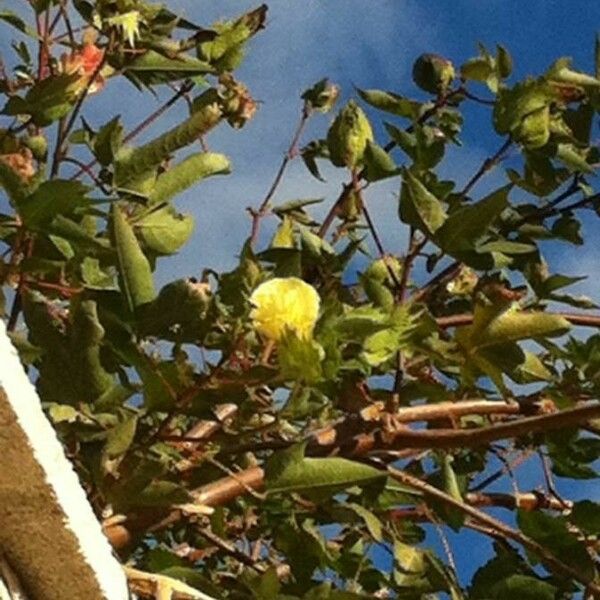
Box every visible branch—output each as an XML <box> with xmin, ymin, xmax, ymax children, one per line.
<box><xmin>411</xmin><ymin>260</ymin><xmax>461</xmax><ymax>303</ymax></box>
<box><xmin>249</xmin><ymin>105</ymin><xmax>312</xmax><ymax>245</ymax></box>
<box><xmin>320</xmin><ymin>87</ymin><xmax>465</xmax><ymax>241</ymax></box>
<box><xmin>377</xmin><ymin>402</ymin><xmax>600</xmax><ymax>450</ymax></box>
<box><xmin>387</xmin><ymin>467</ymin><xmax>599</xmax><ymax>595</ymax></box>
<box><xmin>103</xmin><ymin>401</ymin><xmax>599</xmax><ymax>550</ymax></box>
<box><xmin>69</xmin><ymin>81</ymin><xmax>195</xmax><ymax>180</ymax></box>
<box><xmin>436</xmin><ymin>311</ymin><xmax>600</xmax><ymax>330</ymax></box>
<box><xmin>459</xmin><ymin>137</ymin><xmax>512</xmax><ymax>197</ymax></box>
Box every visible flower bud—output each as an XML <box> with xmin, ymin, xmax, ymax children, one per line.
<box><xmin>327</xmin><ymin>100</ymin><xmax>374</xmax><ymax>168</ymax></box>
<box><xmin>412</xmin><ymin>53</ymin><xmax>455</xmax><ymax>95</ymax></box>
<box><xmin>302</xmin><ymin>79</ymin><xmax>340</xmax><ymax>113</ymax></box>
<box><xmin>365</xmin><ymin>256</ymin><xmax>403</xmax><ymax>284</ymax></box>
<box><xmin>22</xmin><ymin>134</ymin><xmax>48</xmax><ymax>161</ymax></box>
<box><xmin>218</xmin><ymin>74</ymin><xmax>257</xmax><ymax>129</ymax></box>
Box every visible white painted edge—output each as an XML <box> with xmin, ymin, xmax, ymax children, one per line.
<box><xmin>0</xmin><ymin>320</ymin><xmax>129</xmax><ymax>600</ymax></box>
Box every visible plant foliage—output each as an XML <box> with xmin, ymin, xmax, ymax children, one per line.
<box><xmin>0</xmin><ymin>2</ymin><xmax>600</xmax><ymax>599</ymax></box>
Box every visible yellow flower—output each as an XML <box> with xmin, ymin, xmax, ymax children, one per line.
<box><xmin>249</xmin><ymin>277</ymin><xmax>320</xmax><ymax>342</ymax></box>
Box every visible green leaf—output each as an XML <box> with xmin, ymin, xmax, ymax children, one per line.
<box><xmin>547</xmin><ymin>57</ymin><xmax>600</xmax><ymax>88</ymax></box>
<box><xmin>271</xmin><ymin>216</ymin><xmax>295</xmax><ymax>248</ymax></box>
<box><xmin>81</xmin><ymin>257</ymin><xmax>116</xmax><ymax>290</ymax></box>
<box><xmin>124</xmin><ymin>50</ymin><xmax>213</xmax><ymax>84</ymax></box>
<box><xmin>135</xmin><ymin>481</ymin><xmax>191</xmax><ymax>507</ymax></box>
<box><xmin>436</xmin><ymin>185</ymin><xmax>511</xmax><ymax>253</ymax></box>
<box><xmin>401</xmin><ymin>170</ymin><xmax>447</xmax><ymax>235</ymax></box>
<box><xmin>486</xmin><ymin>575</ymin><xmax>556</xmax><ymax>600</ymax></box>
<box><xmin>461</xmin><ymin>57</ymin><xmax>494</xmax><ymax>83</ymax></box>
<box><xmin>357</xmin><ymin>88</ymin><xmax>422</xmax><ymax>118</ymax></box>
<box><xmin>70</xmin><ymin>299</ymin><xmax>115</xmax><ymax>401</ymax></box>
<box><xmin>278</xmin><ymin>333</ymin><xmax>324</xmax><ymax>383</ymax></box>
<box><xmin>571</xmin><ymin>500</ymin><xmax>600</xmax><ymax>534</ymax></box>
<box><xmin>363</xmin><ymin>140</ymin><xmax>399</xmax><ymax>182</ymax></box>
<box><xmin>47</xmin><ymin>215</ymin><xmax>112</xmax><ymax>257</ymax></box>
<box><xmin>198</xmin><ymin>5</ymin><xmax>267</xmax><ymax>73</ymax></box>
<box><xmin>496</xmin><ymin>45</ymin><xmax>513</xmax><ymax>79</ymax></box>
<box><xmin>517</xmin><ymin>510</ymin><xmax>596</xmax><ymax>582</ymax></box>
<box><xmin>115</xmin><ymin>105</ymin><xmax>223</xmax><ymax>185</ymax></box>
<box><xmin>111</xmin><ymin>204</ymin><xmax>156</xmax><ymax>311</ymax></box>
<box><xmin>3</xmin><ymin>73</ymin><xmax>80</xmax><ymax>126</ymax></box>
<box><xmin>555</xmin><ymin>143</ymin><xmax>593</xmax><ymax>173</ymax></box>
<box><xmin>104</xmin><ymin>414</ymin><xmax>138</xmax><ymax>458</ymax></box>
<box><xmin>493</xmin><ymin>78</ymin><xmax>555</xmax><ymax>147</ymax></box>
<box><xmin>361</xmin><ymin>305</ymin><xmax>422</xmax><ymax>366</ymax></box>
<box><xmin>476</xmin><ymin>240</ymin><xmax>536</xmax><ymax>255</ymax></box>
<box><xmin>47</xmin><ymin>404</ymin><xmax>79</xmax><ymax>424</ymax></box>
<box><xmin>93</xmin><ymin>116</ymin><xmax>124</xmax><ymax>166</ymax></box>
<box><xmin>148</xmin><ymin>152</ymin><xmax>231</xmax><ymax>204</ymax></box>
<box><xmin>18</xmin><ymin>180</ymin><xmax>90</xmax><ymax>227</ymax></box>
<box><xmin>0</xmin><ymin>10</ymin><xmax>37</xmax><ymax>36</ymax></box>
<box><xmin>345</xmin><ymin>503</ymin><xmax>383</xmax><ymax>542</ymax></box>
<box><xmin>513</xmin><ymin>351</ymin><xmax>553</xmax><ymax>383</ymax></box>
<box><xmin>265</xmin><ymin>443</ymin><xmax>384</xmax><ymax>493</ymax></box>
<box><xmin>138</xmin><ymin>206</ymin><xmax>194</xmax><ymax>255</ymax></box>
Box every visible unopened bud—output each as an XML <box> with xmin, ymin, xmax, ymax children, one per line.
<box><xmin>302</xmin><ymin>78</ymin><xmax>340</xmax><ymax>113</ymax></box>
<box><xmin>412</xmin><ymin>53</ymin><xmax>455</xmax><ymax>95</ymax></box>
<box><xmin>327</xmin><ymin>100</ymin><xmax>374</xmax><ymax>168</ymax></box>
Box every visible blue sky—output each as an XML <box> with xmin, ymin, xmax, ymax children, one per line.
<box><xmin>1</xmin><ymin>0</ymin><xmax>600</xmax><ymax>589</ymax></box>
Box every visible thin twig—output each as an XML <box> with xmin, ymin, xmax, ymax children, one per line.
<box><xmin>195</xmin><ymin>528</ymin><xmax>265</xmax><ymax>572</ymax></box>
<box><xmin>69</xmin><ymin>81</ymin><xmax>195</xmax><ymax>180</ymax></box>
<box><xmin>387</xmin><ymin>466</ymin><xmax>600</xmax><ymax>594</ymax></box>
<box><xmin>249</xmin><ymin>105</ymin><xmax>312</xmax><ymax>245</ymax></box>
<box><xmin>411</xmin><ymin>260</ymin><xmax>461</xmax><ymax>303</ymax></box>
<box><xmin>459</xmin><ymin>137</ymin><xmax>512</xmax><ymax>197</ymax></box>
<box><xmin>350</xmin><ymin>170</ymin><xmax>401</xmax><ymax>289</ymax></box>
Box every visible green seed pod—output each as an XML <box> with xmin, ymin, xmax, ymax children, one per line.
<box><xmin>365</xmin><ymin>256</ymin><xmax>403</xmax><ymax>284</ymax></box>
<box><xmin>22</xmin><ymin>134</ymin><xmax>48</xmax><ymax>161</ymax></box>
<box><xmin>327</xmin><ymin>100</ymin><xmax>374</xmax><ymax>168</ymax></box>
<box><xmin>412</xmin><ymin>53</ymin><xmax>455</xmax><ymax>95</ymax></box>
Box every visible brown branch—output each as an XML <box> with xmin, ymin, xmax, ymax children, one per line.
<box><xmin>249</xmin><ymin>104</ymin><xmax>312</xmax><ymax>245</ymax></box>
<box><xmin>388</xmin><ymin>490</ymin><xmax>570</xmax><ymax>519</ymax></box>
<box><xmin>459</xmin><ymin>137</ymin><xmax>512</xmax><ymax>197</ymax></box>
<box><xmin>175</xmin><ymin>404</ymin><xmax>238</xmax><ymax>453</ymax></box>
<box><xmin>464</xmin><ymin>491</ymin><xmax>571</xmax><ymax>512</ymax></box>
<box><xmin>195</xmin><ymin>527</ymin><xmax>265</xmax><ymax>572</ymax></box>
<box><xmin>436</xmin><ymin>311</ymin><xmax>600</xmax><ymax>330</ymax></box>
<box><xmin>317</xmin><ymin>182</ymin><xmax>352</xmax><ymax>239</ymax></box>
<box><xmin>69</xmin><ymin>81</ymin><xmax>195</xmax><ymax>180</ymax></box>
<box><xmin>52</xmin><ymin>51</ymin><xmax>108</xmax><ymax>176</ymax></box>
<box><xmin>103</xmin><ymin>401</ymin><xmax>599</xmax><ymax>550</ymax></box>
<box><xmin>411</xmin><ymin>260</ymin><xmax>461</xmax><ymax>303</ymax></box>
<box><xmin>387</xmin><ymin>467</ymin><xmax>599</xmax><ymax>594</ymax></box>
<box><xmin>376</xmin><ymin>402</ymin><xmax>600</xmax><ymax>450</ymax></box>
<box><xmin>383</xmin><ymin>399</ymin><xmax>521</xmax><ymax>423</ymax></box>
